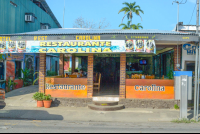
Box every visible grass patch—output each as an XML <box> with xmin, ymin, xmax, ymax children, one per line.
<box><xmin>172</xmin><ymin>118</ymin><xmax>200</xmax><ymax>123</ymax></box>
<box><xmin>174</xmin><ymin>104</ymin><xmax>179</xmax><ymax>110</ymax></box>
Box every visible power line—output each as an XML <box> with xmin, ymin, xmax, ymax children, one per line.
<box><xmin>180</xmin><ymin>0</ymin><xmax>187</xmax><ymax>4</ymax></box>
<box><xmin>188</xmin><ymin>1</ymin><xmax>197</xmax><ymax>25</ymax></box>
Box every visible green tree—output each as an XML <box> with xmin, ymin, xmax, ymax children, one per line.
<box><xmin>118</xmin><ymin>2</ymin><xmax>144</xmax><ymax>24</ymax></box>
<box><xmin>119</xmin><ymin>21</ymin><xmax>143</xmax><ymax>29</ymax></box>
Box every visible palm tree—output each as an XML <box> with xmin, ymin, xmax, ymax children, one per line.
<box><xmin>119</xmin><ymin>21</ymin><xmax>143</xmax><ymax>30</ymax></box>
<box><xmin>118</xmin><ymin>2</ymin><xmax>144</xmax><ymax>24</ymax></box>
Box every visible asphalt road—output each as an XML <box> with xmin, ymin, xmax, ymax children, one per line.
<box><xmin>0</xmin><ymin>120</ymin><xmax>200</xmax><ymax>133</ymax></box>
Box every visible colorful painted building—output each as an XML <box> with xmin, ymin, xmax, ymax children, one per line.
<box><xmin>0</xmin><ymin>0</ymin><xmax>61</xmax><ymax>92</ymax></box>
<box><xmin>0</xmin><ymin>29</ymin><xmax>198</xmax><ymax>108</ymax></box>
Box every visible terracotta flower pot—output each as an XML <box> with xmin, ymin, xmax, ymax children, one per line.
<box><xmin>43</xmin><ymin>100</ymin><xmax>52</xmax><ymax>108</ymax></box>
<box><xmin>37</xmin><ymin>101</ymin><xmax>44</xmax><ymax>107</ymax></box>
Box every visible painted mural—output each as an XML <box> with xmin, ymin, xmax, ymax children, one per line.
<box><xmin>0</xmin><ymin>40</ymin><xmax>156</xmax><ymax>54</ymax></box>
<box><xmin>0</xmin><ymin>54</ymin><xmax>6</xmax><ymax>90</ymax></box>
<box><xmin>5</xmin><ymin>53</ymin><xmax>37</xmax><ymax>91</ymax></box>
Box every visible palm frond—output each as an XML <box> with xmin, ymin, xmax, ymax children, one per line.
<box><xmin>138</xmin><ymin>9</ymin><xmax>144</xmax><ymax>14</ymax></box>
<box><xmin>134</xmin><ymin>5</ymin><xmax>141</xmax><ymax>9</ymax></box>
<box><xmin>33</xmin><ymin>72</ymin><xmax>39</xmax><ymax>77</ymax></box>
<box><xmin>119</xmin><ymin>23</ymin><xmax>126</xmax><ymax>27</ymax></box>
<box><xmin>118</xmin><ymin>7</ymin><xmax>130</xmax><ymax>14</ymax></box>
<box><xmin>130</xmin><ymin>8</ymin><xmax>136</xmax><ymax>12</ymax></box>
<box><xmin>130</xmin><ymin>2</ymin><xmax>136</xmax><ymax>7</ymax></box>
<box><xmin>33</xmin><ymin>77</ymin><xmax>39</xmax><ymax>85</ymax></box>
<box><xmin>122</xmin><ymin>2</ymin><xmax>130</xmax><ymax>7</ymax></box>
<box><xmin>127</xmin><ymin>21</ymin><xmax>131</xmax><ymax>27</ymax></box>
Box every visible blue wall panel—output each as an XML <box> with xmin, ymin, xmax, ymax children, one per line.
<box><xmin>0</xmin><ymin>0</ymin><xmax>59</xmax><ymax>34</ymax></box>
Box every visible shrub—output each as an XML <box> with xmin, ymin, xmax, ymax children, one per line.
<box><xmin>33</xmin><ymin>92</ymin><xmax>44</xmax><ymax>101</ymax></box>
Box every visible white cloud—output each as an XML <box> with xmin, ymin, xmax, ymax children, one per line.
<box><xmin>189</xmin><ymin>0</ymin><xmax>196</xmax><ymax>4</ymax></box>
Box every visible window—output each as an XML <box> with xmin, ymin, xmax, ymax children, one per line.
<box><xmin>25</xmin><ymin>13</ymin><xmax>35</xmax><ymax>23</ymax></box>
<box><xmin>15</xmin><ymin>61</ymin><xmax>22</xmax><ymax>79</ymax></box>
<box><xmin>0</xmin><ymin>61</ymin><xmax>5</xmax><ymax>81</ymax></box>
<box><xmin>40</xmin><ymin>23</ymin><xmax>51</xmax><ymax>29</ymax></box>
<box><xmin>55</xmin><ymin>61</ymin><xmax>58</xmax><ymax>75</ymax></box>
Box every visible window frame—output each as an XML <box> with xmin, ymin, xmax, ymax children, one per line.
<box><xmin>15</xmin><ymin>60</ymin><xmax>23</xmax><ymax>80</ymax></box>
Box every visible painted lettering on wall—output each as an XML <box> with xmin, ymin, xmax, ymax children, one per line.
<box><xmin>0</xmin><ymin>37</ymin><xmax>12</xmax><ymax>41</ymax></box>
<box><xmin>34</xmin><ymin>36</ymin><xmax>48</xmax><ymax>41</ymax></box>
<box><xmin>76</xmin><ymin>36</ymin><xmax>100</xmax><ymax>40</ymax></box>
<box><xmin>39</xmin><ymin>41</ymin><xmax>112</xmax><ymax>53</ymax></box>
<box><xmin>46</xmin><ymin>84</ymin><xmax>86</xmax><ymax>90</ymax></box>
<box><xmin>135</xmin><ymin>85</ymin><xmax>165</xmax><ymax>92</ymax></box>
<box><xmin>182</xmin><ymin>37</ymin><xmax>190</xmax><ymax>40</ymax></box>
<box><xmin>183</xmin><ymin>44</ymin><xmax>196</xmax><ymax>55</ymax></box>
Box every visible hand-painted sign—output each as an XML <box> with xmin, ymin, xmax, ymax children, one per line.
<box><xmin>182</xmin><ymin>44</ymin><xmax>196</xmax><ymax>55</ymax></box>
<box><xmin>45</xmin><ymin>77</ymin><xmax>88</xmax><ymax>98</ymax></box>
<box><xmin>0</xmin><ymin>40</ymin><xmax>156</xmax><ymax>54</ymax></box>
<box><xmin>126</xmin><ymin>79</ymin><xmax>174</xmax><ymax>99</ymax></box>
<box><xmin>0</xmin><ymin>54</ymin><xmax>6</xmax><ymax>60</ymax></box>
<box><xmin>1</xmin><ymin>34</ymin><xmax>198</xmax><ymax>42</ymax></box>
<box><xmin>46</xmin><ymin>84</ymin><xmax>86</xmax><ymax>90</ymax></box>
<box><xmin>135</xmin><ymin>85</ymin><xmax>165</xmax><ymax>92</ymax></box>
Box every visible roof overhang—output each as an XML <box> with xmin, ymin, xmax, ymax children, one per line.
<box><xmin>0</xmin><ymin>29</ymin><xmax>198</xmax><ymax>44</ymax></box>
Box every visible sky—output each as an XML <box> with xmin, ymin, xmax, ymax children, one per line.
<box><xmin>46</xmin><ymin>0</ymin><xmax>198</xmax><ymax>30</ymax></box>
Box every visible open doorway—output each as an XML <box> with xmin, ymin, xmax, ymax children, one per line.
<box><xmin>93</xmin><ymin>55</ymin><xmax>120</xmax><ymax>96</ymax></box>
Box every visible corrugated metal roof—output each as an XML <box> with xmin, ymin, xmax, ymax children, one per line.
<box><xmin>4</xmin><ymin>28</ymin><xmax>198</xmax><ymax>36</ymax></box>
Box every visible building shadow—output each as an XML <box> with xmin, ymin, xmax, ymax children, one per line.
<box><xmin>51</xmin><ymin>98</ymin><xmax>61</xmax><ymax>107</ymax></box>
<box><xmin>5</xmin><ymin>85</ymin><xmax>38</xmax><ymax>98</ymax></box>
<box><xmin>188</xmin><ymin>109</ymin><xmax>200</xmax><ymax>120</ymax></box>
<box><xmin>0</xmin><ymin>109</ymin><xmax>64</xmax><ymax>120</ymax></box>
<box><xmin>0</xmin><ymin>101</ymin><xmax>6</xmax><ymax>110</ymax></box>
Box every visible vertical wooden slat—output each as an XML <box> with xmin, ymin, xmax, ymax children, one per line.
<box><xmin>174</xmin><ymin>45</ymin><xmax>182</xmax><ymax>71</ymax></box>
<box><xmin>59</xmin><ymin>54</ymin><xmax>64</xmax><ymax>76</ymax></box>
<box><xmin>120</xmin><ymin>53</ymin><xmax>126</xmax><ymax>98</ymax></box>
<box><xmin>87</xmin><ymin>54</ymin><xmax>94</xmax><ymax>98</ymax></box>
<box><xmin>72</xmin><ymin>55</ymin><xmax>75</xmax><ymax>73</ymax></box>
<box><xmin>39</xmin><ymin>53</ymin><xmax>46</xmax><ymax>93</ymax></box>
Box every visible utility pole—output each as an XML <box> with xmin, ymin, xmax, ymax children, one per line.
<box><xmin>172</xmin><ymin>1</ymin><xmax>180</xmax><ymax>31</ymax></box>
<box><xmin>195</xmin><ymin>0</ymin><xmax>199</xmax><ymax>122</ymax></box>
<box><xmin>63</xmin><ymin>0</ymin><xmax>65</xmax><ymax>28</ymax></box>
<box><xmin>196</xmin><ymin>0</ymin><xmax>200</xmax><ymax>122</ymax></box>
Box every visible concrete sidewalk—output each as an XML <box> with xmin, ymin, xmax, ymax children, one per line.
<box><xmin>5</xmin><ymin>85</ymin><xmax>38</xmax><ymax>107</ymax></box>
<box><xmin>0</xmin><ymin>106</ymin><xmax>181</xmax><ymax>122</ymax></box>
<box><xmin>1</xmin><ymin>85</ymin><xmax>199</xmax><ymax>122</ymax></box>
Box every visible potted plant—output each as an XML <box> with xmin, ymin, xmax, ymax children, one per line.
<box><xmin>43</xmin><ymin>94</ymin><xmax>52</xmax><ymax>108</ymax></box>
<box><xmin>19</xmin><ymin>68</ymin><xmax>33</xmax><ymax>87</ymax></box>
<box><xmin>6</xmin><ymin>77</ymin><xmax>18</xmax><ymax>92</ymax></box>
<box><xmin>167</xmin><ymin>70</ymin><xmax>174</xmax><ymax>79</ymax></box>
<box><xmin>33</xmin><ymin>92</ymin><xmax>44</xmax><ymax>107</ymax></box>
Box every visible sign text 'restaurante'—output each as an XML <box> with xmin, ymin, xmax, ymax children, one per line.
<box><xmin>39</xmin><ymin>41</ymin><xmax>112</xmax><ymax>53</ymax></box>
<box><xmin>46</xmin><ymin>84</ymin><xmax>86</xmax><ymax>90</ymax></box>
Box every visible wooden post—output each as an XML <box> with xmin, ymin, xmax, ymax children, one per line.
<box><xmin>120</xmin><ymin>53</ymin><xmax>126</xmax><ymax>98</ymax></box>
<box><xmin>72</xmin><ymin>55</ymin><xmax>75</xmax><ymax>74</ymax></box>
<box><xmin>39</xmin><ymin>53</ymin><xmax>46</xmax><ymax>93</ymax></box>
<box><xmin>59</xmin><ymin>54</ymin><xmax>64</xmax><ymax>76</ymax></box>
<box><xmin>87</xmin><ymin>54</ymin><xmax>94</xmax><ymax>98</ymax></box>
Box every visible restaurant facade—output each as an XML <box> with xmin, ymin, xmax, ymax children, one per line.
<box><xmin>0</xmin><ymin>29</ymin><xmax>199</xmax><ymax>108</ymax></box>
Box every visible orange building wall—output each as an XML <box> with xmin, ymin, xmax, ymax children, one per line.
<box><xmin>126</xmin><ymin>79</ymin><xmax>174</xmax><ymax>100</ymax></box>
<box><xmin>45</xmin><ymin>77</ymin><xmax>88</xmax><ymax>98</ymax></box>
